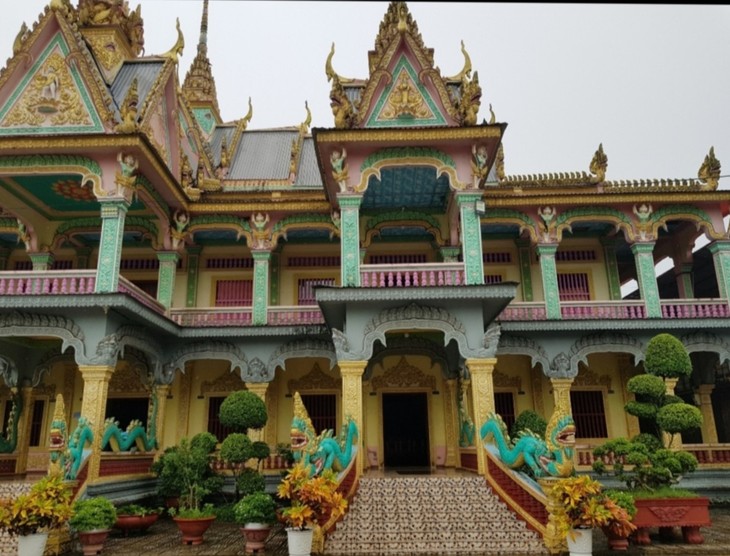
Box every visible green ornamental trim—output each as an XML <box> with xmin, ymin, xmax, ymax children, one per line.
<box><xmin>272</xmin><ymin>214</ymin><xmax>334</xmax><ymax>234</ymax></box>
<box><xmin>55</xmin><ymin>216</ymin><xmax>157</xmax><ymax>238</ymax></box>
<box><xmin>648</xmin><ymin>205</ymin><xmax>714</xmax><ymax>227</ymax></box>
<box><xmin>360</xmin><ymin>147</ymin><xmax>455</xmax><ymax>172</ymax></box>
<box><xmin>189</xmin><ymin>214</ymin><xmax>251</xmax><ymax>233</ymax></box>
<box><xmin>555</xmin><ymin>206</ymin><xmax>633</xmax><ymax>227</ymax></box>
<box><xmin>0</xmin><ymin>154</ymin><xmax>101</xmax><ymax>179</ymax></box>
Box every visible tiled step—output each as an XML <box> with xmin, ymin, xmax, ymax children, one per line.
<box><xmin>325</xmin><ymin>474</ymin><xmax>548</xmax><ymax>555</ymax></box>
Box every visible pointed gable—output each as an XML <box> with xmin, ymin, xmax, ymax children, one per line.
<box><xmin>0</xmin><ymin>30</ymin><xmax>105</xmax><ymax>134</ymax></box>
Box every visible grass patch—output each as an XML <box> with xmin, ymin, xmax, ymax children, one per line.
<box><xmin>631</xmin><ymin>487</ymin><xmax>698</xmax><ymax>499</ymax></box>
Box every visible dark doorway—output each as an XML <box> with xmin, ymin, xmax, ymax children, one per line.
<box><xmin>382</xmin><ymin>393</ymin><xmax>430</xmax><ymax>468</ymax></box>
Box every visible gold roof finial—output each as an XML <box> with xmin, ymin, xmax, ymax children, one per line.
<box><xmin>698</xmin><ymin>146</ymin><xmax>721</xmax><ymax>190</ymax></box>
<box><xmin>162</xmin><ymin>18</ymin><xmax>185</xmax><ymax>64</ymax></box>
<box><xmin>325</xmin><ymin>43</ymin><xmax>354</xmax><ymax>84</ymax></box>
<box><xmin>12</xmin><ymin>22</ymin><xmax>28</xmax><ymax>57</ymax></box>
<box><xmin>239</xmin><ymin>97</ymin><xmax>253</xmax><ymax>129</ymax></box>
<box><xmin>300</xmin><ymin>101</ymin><xmax>312</xmax><ymax>134</ymax></box>
<box><xmin>446</xmin><ymin>40</ymin><xmax>472</xmax><ymax>82</ymax></box>
<box><xmin>489</xmin><ymin>103</ymin><xmax>496</xmax><ymax>125</ymax></box>
<box><xmin>589</xmin><ymin>143</ymin><xmax>608</xmax><ymax>182</ymax></box>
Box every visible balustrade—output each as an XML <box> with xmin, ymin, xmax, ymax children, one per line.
<box><xmin>360</xmin><ymin>262</ymin><xmax>464</xmax><ymax>288</ymax></box>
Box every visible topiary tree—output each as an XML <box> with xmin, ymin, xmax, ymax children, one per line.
<box><xmin>592</xmin><ymin>333</ymin><xmax>702</xmax><ymax>491</ymax></box>
<box><xmin>220</xmin><ymin>433</ymin><xmax>254</xmax><ymax>499</ymax></box>
<box><xmin>219</xmin><ymin>390</ymin><xmax>268</xmax><ymax>434</ymax></box>
<box><xmin>510</xmin><ymin>409</ymin><xmax>547</xmax><ymax>439</ymax></box>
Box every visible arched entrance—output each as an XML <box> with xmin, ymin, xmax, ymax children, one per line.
<box><xmin>382</xmin><ymin>392</ymin><xmax>430</xmax><ymax>469</ymax></box>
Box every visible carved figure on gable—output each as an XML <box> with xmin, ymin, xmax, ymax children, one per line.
<box><xmin>115</xmin><ymin>152</ymin><xmax>138</xmax><ymax>195</ymax></box>
<box><xmin>471</xmin><ymin>144</ymin><xmax>489</xmax><ymax>188</ymax></box>
<box><xmin>383</xmin><ymin>73</ymin><xmax>428</xmax><ymax>119</ymax></box>
<box><xmin>329</xmin><ymin>75</ymin><xmax>355</xmax><ymax>129</ymax></box>
<box><xmin>251</xmin><ymin>212</ymin><xmax>271</xmax><ymax>249</ymax></box>
<box><xmin>633</xmin><ymin>203</ymin><xmax>653</xmax><ymax>241</ymax></box>
<box><xmin>116</xmin><ymin>77</ymin><xmax>139</xmax><ymax>133</ymax></box>
<box><xmin>330</xmin><ymin>148</ymin><xmax>349</xmax><ymax>192</ymax></box>
<box><xmin>16</xmin><ymin>219</ymin><xmax>31</xmax><ymax>251</ymax></box>
<box><xmin>537</xmin><ymin>206</ymin><xmax>557</xmax><ymax>242</ymax></box>
<box><xmin>171</xmin><ymin>210</ymin><xmax>189</xmax><ymax>250</ymax></box>
<box><xmin>589</xmin><ymin>143</ymin><xmax>608</xmax><ymax>182</ymax></box>
<box><xmin>125</xmin><ymin>4</ymin><xmax>145</xmax><ymax>56</ymax></box>
<box><xmin>698</xmin><ymin>146</ymin><xmax>721</xmax><ymax>190</ymax></box>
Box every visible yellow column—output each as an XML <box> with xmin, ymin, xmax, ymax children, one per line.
<box><xmin>246</xmin><ymin>382</ymin><xmax>269</xmax><ymax>443</ymax></box>
<box><xmin>697</xmin><ymin>384</ymin><xmax>718</xmax><ymax>445</ymax></box>
<box><xmin>78</xmin><ymin>365</ymin><xmax>114</xmax><ymax>482</ymax></box>
<box><xmin>537</xmin><ymin>477</ymin><xmax>567</xmax><ymax>555</ymax></box>
<box><xmin>467</xmin><ymin>357</ymin><xmax>497</xmax><ymax>475</ymax></box>
<box><xmin>339</xmin><ymin>360</ymin><xmax>366</xmax><ymax>478</ymax></box>
<box><xmin>153</xmin><ymin>384</ymin><xmax>170</xmax><ymax>452</ymax></box>
<box><xmin>444</xmin><ymin>378</ymin><xmax>459</xmax><ymax>467</ymax></box>
<box><xmin>664</xmin><ymin>378</ymin><xmax>682</xmax><ymax>449</ymax></box>
<box><xmin>14</xmin><ymin>385</ymin><xmax>33</xmax><ymax>475</ymax></box>
<box><xmin>550</xmin><ymin>378</ymin><xmax>574</xmax><ymax>416</ymax></box>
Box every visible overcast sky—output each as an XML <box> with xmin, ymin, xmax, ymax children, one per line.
<box><xmin>2</xmin><ymin>1</ymin><xmax>730</xmax><ymax>186</ymax></box>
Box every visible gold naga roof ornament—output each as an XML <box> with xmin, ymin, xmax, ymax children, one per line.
<box><xmin>495</xmin><ymin>143</ymin><xmax>505</xmax><ymax>182</ymax></box>
<box><xmin>299</xmin><ymin>100</ymin><xmax>312</xmax><ymax>135</ymax></box>
<box><xmin>445</xmin><ymin>40</ymin><xmax>472</xmax><ymax>83</ymax></box>
<box><xmin>589</xmin><ymin>143</ymin><xmax>608</xmax><ymax>183</ymax></box>
<box><xmin>12</xmin><ymin>22</ymin><xmax>29</xmax><ymax>57</ymax></box>
<box><xmin>238</xmin><ymin>97</ymin><xmax>253</xmax><ymax>130</ymax></box>
<box><xmin>162</xmin><ymin>18</ymin><xmax>185</xmax><ymax>64</ymax></box>
<box><xmin>698</xmin><ymin>146</ymin><xmax>721</xmax><ymax>190</ymax></box>
<box><xmin>329</xmin><ymin>75</ymin><xmax>355</xmax><ymax>129</ymax></box>
<box><xmin>325</xmin><ymin>43</ymin><xmax>354</xmax><ymax>84</ymax></box>
<box><xmin>489</xmin><ymin>104</ymin><xmax>496</xmax><ymax>125</ymax></box>
<box><xmin>457</xmin><ymin>71</ymin><xmax>482</xmax><ymax>126</ymax></box>
<box><xmin>115</xmin><ymin>77</ymin><xmax>139</xmax><ymax>133</ymax></box>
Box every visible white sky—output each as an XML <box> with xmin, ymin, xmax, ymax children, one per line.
<box><xmin>1</xmin><ymin>1</ymin><xmax>730</xmax><ymax>185</ymax></box>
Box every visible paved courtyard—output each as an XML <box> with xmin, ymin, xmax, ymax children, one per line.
<box><xmin>59</xmin><ymin>506</ymin><xmax>730</xmax><ymax>556</ymax></box>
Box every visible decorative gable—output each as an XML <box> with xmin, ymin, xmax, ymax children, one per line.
<box><xmin>0</xmin><ymin>33</ymin><xmax>104</xmax><ymax>135</ymax></box>
<box><xmin>366</xmin><ymin>55</ymin><xmax>447</xmax><ymax>128</ymax></box>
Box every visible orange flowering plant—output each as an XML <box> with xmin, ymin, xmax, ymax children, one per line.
<box><xmin>549</xmin><ymin>475</ymin><xmax>636</xmax><ymax>541</ymax></box>
<box><xmin>0</xmin><ymin>475</ymin><xmax>73</xmax><ymax>536</ymax></box>
<box><xmin>276</xmin><ymin>463</ymin><xmax>347</xmax><ymax>531</ymax></box>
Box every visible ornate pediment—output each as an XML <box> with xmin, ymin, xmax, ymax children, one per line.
<box><xmin>287</xmin><ymin>363</ymin><xmax>341</xmax><ymax>396</ymax></box>
<box><xmin>493</xmin><ymin>370</ymin><xmax>521</xmax><ymax>389</ymax></box>
<box><xmin>371</xmin><ymin>356</ymin><xmax>436</xmax><ymax>391</ymax></box>
<box><xmin>200</xmin><ymin>370</ymin><xmax>245</xmax><ymax>395</ymax></box>
<box><xmin>573</xmin><ymin>369</ymin><xmax>613</xmax><ymax>391</ymax></box>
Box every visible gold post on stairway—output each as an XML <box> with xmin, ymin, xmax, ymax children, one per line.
<box><xmin>339</xmin><ymin>360</ymin><xmax>366</xmax><ymax>478</ymax></box>
<box><xmin>466</xmin><ymin>357</ymin><xmax>497</xmax><ymax>475</ymax></box>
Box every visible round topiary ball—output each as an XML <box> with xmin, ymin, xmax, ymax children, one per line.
<box><xmin>656</xmin><ymin>402</ymin><xmax>703</xmax><ymax>435</ymax></box>
<box><xmin>219</xmin><ymin>390</ymin><xmax>268</xmax><ymax>433</ymax></box>
<box><xmin>644</xmin><ymin>333</ymin><xmax>692</xmax><ymax>379</ymax></box>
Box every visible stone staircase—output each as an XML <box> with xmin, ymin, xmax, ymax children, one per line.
<box><xmin>325</xmin><ymin>474</ymin><xmax>548</xmax><ymax>555</ymax></box>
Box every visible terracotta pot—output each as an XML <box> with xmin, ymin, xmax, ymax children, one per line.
<box><xmin>173</xmin><ymin>515</ymin><xmax>216</xmax><ymax>545</ymax></box>
<box><xmin>601</xmin><ymin>526</ymin><xmax>629</xmax><ymax>551</ymax></box>
<box><xmin>77</xmin><ymin>529</ymin><xmax>111</xmax><ymax>556</ymax></box>
<box><xmin>115</xmin><ymin>513</ymin><xmax>159</xmax><ymax>536</ymax></box>
<box><xmin>240</xmin><ymin>523</ymin><xmax>272</xmax><ymax>553</ymax></box>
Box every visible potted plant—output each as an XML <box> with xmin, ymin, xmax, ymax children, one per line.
<box><xmin>276</xmin><ymin>463</ymin><xmax>347</xmax><ymax>556</ymax></box>
<box><xmin>160</xmin><ymin>433</ymin><xmax>223</xmax><ymax>545</ymax></box>
<box><xmin>114</xmin><ymin>503</ymin><xmax>162</xmax><ymax>536</ymax></box>
<box><xmin>69</xmin><ymin>496</ymin><xmax>118</xmax><ymax>556</ymax></box>
<box><xmin>234</xmin><ymin>491</ymin><xmax>278</xmax><ymax>553</ymax></box>
<box><xmin>549</xmin><ymin>475</ymin><xmax>636</xmax><ymax>556</ymax></box>
<box><xmin>0</xmin><ymin>474</ymin><xmax>73</xmax><ymax>556</ymax></box>
<box><xmin>592</xmin><ymin>333</ymin><xmax>709</xmax><ymax>545</ymax></box>
<box><xmin>602</xmin><ymin>490</ymin><xmax>637</xmax><ymax>551</ymax></box>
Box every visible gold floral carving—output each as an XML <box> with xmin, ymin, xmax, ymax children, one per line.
<box><xmin>108</xmin><ymin>363</ymin><xmax>148</xmax><ymax>394</ymax></box>
<box><xmin>287</xmin><ymin>363</ymin><xmax>341</xmax><ymax>396</ymax></box>
<box><xmin>83</xmin><ymin>31</ymin><xmax>127</xmax><ymax>79</ymax></box>
<box><xmin>550</xmin><ymin>378</ymin><xmax>574</xmax><ymax>416</ymax></box>
<box><xmin>2</xmin><ymin>51</ymin><xmax>93</xmax><ymax>128</ymax></box>
<box><xmin>381</xmin><ymin>72</ymin><xmax>432</xmax><ymax>120</ymax></box>
<box><xmin>532</xmin><ymin>372</ymin><xmax>545</xmax><ymax>416</ymax></box>
<box><xmin>493</xmin><ymin>370</ymin><xmax>521</xmax><ymax>389</ymax></box>
<box><xmin>77</xmin><ymin>365</ymin><xmax>113</xmax><ymax>481</ymax></box>
<box><xmin>200</xmin><ymin>370</ymin><xmax>245</xmax><ymax>395</ymax></box>
<box><xmin>33</xmin><ymin>383</ymin><xmax>57</xmax><ymax>398</ymax></box>
<box><xmin>371</xmin><ymin>356</ymin><xmax>436</xmax><ymax>391</ymax></box>
<box><xmin>573</xmin><ymin>369</ymin><xmax>612</xmax><ymax>391</ymax></box>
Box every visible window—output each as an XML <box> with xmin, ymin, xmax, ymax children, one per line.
<box><xmin>215</xmin><ymin>279</ymin><xmax>253</xmax><ymax>307</ymax></box>
<box><xmin>297</xmin><ymin>278</ymin><xmax>335</xmax><ymax>305</ymax></box>
<box><xmin>570</xmin><ymin>390</ymin><xmax>608</xmax><ymax>438</ymax></box>
<box><xmin>131</xmin><ymin>280</ymin><xmax>158</xmax><ymax>297</ymax></box>
<box><xmin>300</xmin><ymin>394</ymin><xmax>337</xmax><ymax>435</ymax></box>
<box><xmin>29</xmin><ymin>399</ymin><xmax>45</xmax><ymax>447</ymax></box>
<box><xmin>368</xmin><ymin>254</ymin><xmax>427</xmax><ymax>264</ymax></box>
<box><xmin>558</xmin><ymin>272</ymin><xmax>591</xmax><ymax>301</ymax></box>
<box><xmin>484</xmin><ymin>274</ymin><xmax>503</xmax><ymax>285</ymax></box>
<box><xmin>207</xmin><ymin>396</ymin><xmax>235</xmax><ymax>442</ymax></box>
<box><xmin>494</xmin><ymin>392</ymin><xmax>516</xmax><ymax>433</ymax></box>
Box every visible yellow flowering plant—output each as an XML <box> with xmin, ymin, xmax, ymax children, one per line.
<box><xmin>276</xmin><ymin>463</ymin><xmax>347</xmax><ymax>531</ymax></box>
<box><xmin>549</xmin><ymin>475</ymin><xmax>636</xmax><ymax>541</ymax></box>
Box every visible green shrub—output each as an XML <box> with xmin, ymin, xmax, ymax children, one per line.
<box><xmin>234</xmin><ymin>492</ymin><xmax>277</xmax><ymax>525</ymax></box>
<box><xmin>251</xmin><ymin>441</ymin><xmax>271</xmax><ymax>463</ymax></box>
<box><xmin>219</xmin><ymin>390</ymin><xmax>268</xmax><ymax>433</ymax></box>
<box><xmin>510</xmin><ymin>410</ymin><xmax>547</xmax><ymax>439</ymax></box>
<box><xmin>70</xmin><ymin>497</ymin><xmax>117</xmax><ymax>532</ymax></box>
<box><xmin>237</xmin><ymin>468</ymin><xmax>266</xmax><ymax>497</ymax></box>
<box><xmin>604</xmin><ymin>490</ymin><xmax>637</xmax><ymax>519</ymax></box>
<box><xmin>656</xmin><ymin>403</ymin><xmax>703</xmax><ymax>436</ymax></box>
<box><xmin>627</xmin><ymin>374</ymin><xmax>666</xmax><ymax>400</ymax></box>
<box><xmin>190</xmin><ymin>431</ymin><xmax>218</xmax><ymax>453</ymax></box>
<box><xmin>644</xmin><ymin>333</ymin><xmax>692</xmax><ymax>379</ymax></box>
<box><xmin>220</xmin><ymin>433</ymin><xmax>253</xmax><ymax>464</ymax></box>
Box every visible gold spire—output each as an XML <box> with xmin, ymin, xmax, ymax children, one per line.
<box><xmin>182</xmin><ymin>0</ymin><xmax>221</xmax><ymax>117</ymax></box>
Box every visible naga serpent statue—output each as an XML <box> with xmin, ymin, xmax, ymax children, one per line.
<box><xmin>290</xmin><ymin>391</ymin><xmax>358</xmax><ymax>477</ymax></box>
<box><xmin>48</xmin><ymin>393</ymin><xmax>69</xmax><ymax>477</ymax></box>
<box><xmin>480</xmin><ymin>407</ymin><xmax>576</xmax><ymax>478</ymax></box>
<box><xmin>101</xmin><ymin>390</ymin><xmax>158</xmax><ymax>452</ymax></box>
<box><xmin>0</xmin><ymin>389</ymin><xmax>21</xmax><ymax>453</ymax></box>
<box><xmin>66</xmin><ymin>416</ymin><xmax>94</xmax><ymax>480</ymax></box>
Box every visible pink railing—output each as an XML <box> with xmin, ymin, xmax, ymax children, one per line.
<box><xmin>499</xmin><ymin>302</ymin><xmax>547</xmax><ymax>321</ymax></box>
<box><xmin>267</xmin><ymin>306</ymin><xmax>325</xmax><ymax>325</ymax></box>
<box><xmin>117</xmin><ymin>276</ymin><xmax>166</xmax><ymax>315</ymax></box>
<box><xmin>560</xmin><ymin>300</ymin><xmax>646</xmax><ymax>319</ymax></box>
<box><xmin>577</xmin><ymin>442</ymin><xmax>730</xmax><ymax>468</ymax></box>
<box><xmin>0</xmin><ymin>270</ymin><xmax>96</xmax><ymax>295</ymax></box>
<box><xmin>169</xmin><ymin>307</ymin><xmax>253</xmax><ymax>327</ymax></box>
<box><xmin>661</xmin><ymin>299</ymin><xmax>730</xmax><ymax>318</ymax></box>
<box><xmin>360</xmin><ymin>263</ymin><xmax>464</xmax><ymax>287</ymax></box>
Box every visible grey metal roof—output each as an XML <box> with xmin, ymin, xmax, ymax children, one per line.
<box><xmin>293</xmin><ymin>137</ymin><xmax>323</xmax><ymax>187</ymax></box>
<box><xmin>345</xmin><ymin>85</ymin><xmax>363</xmax><ymax>113</ymax></box>
<box><xmin>228</xmin><ymin>129</ymin><xmax>299</xmax><ymax>180</ymax></box>
<box><xmin>111</xmin><ymin>62</ymin><xmax>165</xmax><ymax>114</ymax></box>
<box><xmin>210</xmin><ymin>126</ymin><xmax>236</xmax><ymax>167</ymax></box>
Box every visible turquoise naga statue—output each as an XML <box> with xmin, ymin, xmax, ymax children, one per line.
<box><xmin>101</xmin><ymin>391</ymin><xmax>158</xmax><ymax>452</ymax></box>
<box><xmin>0</xmin><ymin>390</ymin><xmax>21</xmax><ymax>453</ymax></box>
<box><xmin>48</xmin><ymin>394</ymin><xmax>69</xmax><ymax>477</ymax></box>
<box><xmin>66</xmin><ymin>416</ymin><xmax>94</xmax><ymax>480</ymax></box>
<box><xmin>480</xmin><ymin>408</ymin><xmax>576</xmax><ymax>478</ymax></box>
<box><xmin>290</xmin><ymin>391</ymin><xmax>358</xmax><ymax>477</ymax></box>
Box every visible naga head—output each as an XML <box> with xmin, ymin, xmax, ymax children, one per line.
<box><xmin>290</xmin><ymin>392</ymin><xmax>317</xmax><ymax>460</ymax></box>
<box><xmin>540</xmin><ymin>410</ymin><xmax>576</xmax><ymax>477</ymax></box>
<box><xmin>49</xmin><ymin>394</ymin><xmax>67</xmax><ymax>452</ymax></box>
